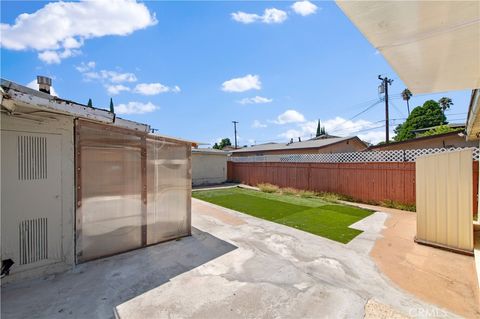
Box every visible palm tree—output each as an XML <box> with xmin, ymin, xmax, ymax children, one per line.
<box><xmin>438</xmin><ymin>97</ymin><xmax>453</xmax><ymax>114</ymax></box>
<box><xmin>401</xmin><ymin>88</ymin><xmax>412</xmax><ymax>115</ymax></box>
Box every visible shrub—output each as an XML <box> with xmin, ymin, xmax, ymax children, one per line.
<box><xmin>379</xmin><ymin>200</ymin><xmax>416</xmax><ymax>212</ymax></box>
<box><xmin>281</xmin><ymin>187</ymin><xmax>298</xmax><ymax>196</ymax></box>
<box><xmin>298</xmin><ymin>190</ymin><xmax>316</xmax><ymax>198</ymax></box>
<box><xmin>316</xmin><ymin>192</ymin><xmax>353</xmax><ymax>202</ymax></box>
<box><xmin>258</xmin><ymin>183</ymin><xmax>280</xmax><ymax>193</ymax></box>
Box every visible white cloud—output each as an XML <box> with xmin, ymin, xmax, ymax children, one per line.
<box><xmin>37</xmin><ymin>51</ymin><xmax>61</xmax><ymax>64</ymax></box>
<box><xmin>291</xmin><ymin>1</ymin><xmax>318</xmax><ymax>16</ymax></box>
<box><xmin>358</xmin><ymin>131</ymin><xmax>392</xmax><ymax>145</ymax></box>
<box><xmin>76</xmin><ymin>62</ymin><xmax>180</xmax><ymax>97</ymax></box>
<box><xmin>252</xmin><ymin>120</ymin><xmax>267</xmax><ymax>128</ymax></box>
<box><xmin>98</xmin><ymin>70</ymin><xmax>137</xmax><ymax>83</ymax></box>
<box><xmin>1</xmin><ymin>0</ymin><xmax>157</xmax><ymax>63</ymax></box>
<box><xmin>75</xmin><ymin>61</ymin><xmax>96</xmax><ymax>72</ymax></box>
<box><xmin>262</xmin><ymin>8</ymin><xmax>288</xmax><ymax>24</ymax></box>
<box><xmin>231</xmin><ymin>8</ymin><xmax>287</xmax><ymax>24</ymax></box>
<box><xmin>76</xmin><ymin>62</ymin><xmax>137</xmax><ymax>94</ymax></box>
<box><xmin>134</xmin><ymin>83</ymin><xmax>181</xmax><ymax>95</ymax></box>
<box><xmin>38</xmin><ymin>48</ymin><xmax>80</xmax><ymax>64</ymax></box>
<box><xmin>222</xmin><ymin>74</ymin><xmax>261</xmax><ymax>92</ymax></box>
<box><xmin>279</xmin><ymin>129</ymin><xmax>303</xmax><ymax>140</ymax></box>
<box><xmin>115</xmin><ymin>101</ymin><xmax>158</xmax><ymax>114</ymax></box>
<box><xmin>106</xmin><ymin>84</ymin><xmax>130</xmax><ymax>95</ymax></box>
<box><xmin>237</xmin><ymin>96</ymin><xmax>272</xmax><ymax>105</ymax></box>
<box><xmin>231</xmin><ymin>12</ymin><xmax>261</xmax><ymax>24</ymax></box>
<box><xmin>277</xmin><ymin>116</ymin><xmax>393</xmax><ymax>144</ymax></box>
<box><xmin>80</xmin><ymin>69</ymin><xmax>138</xmax><ymax>83</ymax></box>
<box><xmin>322</xmin><ymin>117</ymin><xmax>377</xmax><ymax>136</ymax></box>
<box><xmin>273</xmin><ymin>109</ymin><xmax>306</xmax><ymax>124</ymax></box>
<box><xmin>27</xmin><ymin>79</ymin><xmax>58</xmax><ymax>96</ymax></box>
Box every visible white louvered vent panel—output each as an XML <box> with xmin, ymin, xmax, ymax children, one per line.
<box><xmin>17</xmin><ymin>135</ymin><xmax>47</xmax><ymax>180</ymax></box>
<box><xmin>19</xmin><ymin>218</ymin><xmax>48</xmax><ymax>265</ymax></box>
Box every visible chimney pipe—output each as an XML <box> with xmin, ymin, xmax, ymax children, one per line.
<box><xmin>37</xmin><ymin>76</ymin><xmax>52</xmax><ymax>94</ymax></box>
<box><xmin>298</xmin><ymin>137</ymin><xmax>301</xmax><ymax>142</ymax></box>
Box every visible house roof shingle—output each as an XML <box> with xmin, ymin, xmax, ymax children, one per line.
<box><xmin>231</xmin><ymin>136</ymin><xmax>365</xmax><ymax>153</ymax></box>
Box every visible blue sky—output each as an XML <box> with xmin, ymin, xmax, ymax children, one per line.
<box><xmin>1</xmin><ymin>1</ymin><xmax>470</xmax><ymax>145</ymax></box>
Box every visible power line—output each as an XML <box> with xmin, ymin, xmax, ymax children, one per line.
<box><xmin>328</xmin><ymin>99</ymin><xmax>383</xmax><ymax>134</ymax></box>
<box><xmin>349</xmin><ymin>99</ymin><xmax>383</xmax><ymax>120</ymax></box>
<box><xmin>390</xmin><ymin>99</ymin><xmax>406</xmax><ymax>118</ymax></box>
<box><xmin>353</xmin><ymin>124</ymin><xmax>386</xmax><ymax>134</ymax></box>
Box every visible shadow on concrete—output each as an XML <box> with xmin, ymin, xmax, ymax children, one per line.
<box><xmin>1</xmin><ymin>228</ymin><xmax>237</xmax><ymax>319</ymax></box>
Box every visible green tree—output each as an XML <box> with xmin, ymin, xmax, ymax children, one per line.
<box><xmin>419</xmin><ymin>125</ymin><xmax>460</xmax><ymax>137</ymax></box>
<box><xmin>316</xmin><ymin>120</ymin><xmax>326</xmax><ymax>137</ymax></box>
<box><xmin>438</xmin><ymin>97</ymin><xmax>453</xmax><ymax>114</ymax></box>
<box><xmin>87</xmin><ymin>98</ymin><xmax>93</xmax><ymax>108</ymax></box>
<box><xmin>401</xmin><ymin>88</ymin><xmax>412</xmax><ymax>115</ymax></box>
<box><xmin>393</xmin><ymin>100</ymin><xmax>447</xmax><ymax>141</ymax></box>
<box><xmin>109</xmin><ymin>98</ymin><xmax>114</xmax><ymax>113</ymax></box>
<box><xmin>219</xmin><ymin>138</ymin><xmax>232</xmax><ymax>149</ymax></box>
<box><xmin>213</xmin><ymin>138</ymin><xmax>232</xmax><ymax>150</ymax></box>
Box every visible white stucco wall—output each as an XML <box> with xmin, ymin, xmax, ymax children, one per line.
<box><xmin>192</xmin><ymin>152</ymin><xmax>228</xmax><ymax>186</ymax></box>
<box><xmin>1</xmin><ymin>113</ymin><xmax>75</xmax><ymax>282</ymax></box>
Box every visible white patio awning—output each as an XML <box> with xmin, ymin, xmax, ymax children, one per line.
<box><xmin>336</xmin><ymin>1</ymin><xmax>480</xmax><ymax>94</ymax></box>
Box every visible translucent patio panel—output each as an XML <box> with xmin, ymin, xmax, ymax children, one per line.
<box><xmin>75</xmin><ymin>120</ymin><xmax>191</xmax><ymax>263</ymax></box>
<box><xmin>146</xmin><ymin>137</ymin><xmax>191</xmax><ymax>244</ymax></box>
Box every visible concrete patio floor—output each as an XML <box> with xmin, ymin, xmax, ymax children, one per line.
<box><xmin>346</xmin><ymin>202</ymin><xmax>479</xmax><ymax>318</ymax></box>
<box><xmin>1</xmin><ymin>199</ymin><xmax>471</xmax><ymax>318</ymax></box>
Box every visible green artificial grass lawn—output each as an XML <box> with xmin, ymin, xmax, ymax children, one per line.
<box><xmin>193</xmin><ymin>188</ymin><xmax>373</xmax><ymax>243</ymax></box>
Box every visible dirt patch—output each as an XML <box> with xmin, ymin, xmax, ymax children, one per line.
<box><xmin>193</xmin><ymin>199</ymin><xmax>246</xmax><ymax>226</ymax></box>
<box><xmin>370</xmin><ymin>208</ymin><xmax>480</xmax><ymax>318</ymax></box>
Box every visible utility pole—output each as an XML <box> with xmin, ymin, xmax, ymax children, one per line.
<box><xmin>378</xmin><ymin>75</ymin><xmax>393</xmax><ymax>143</ymax></box>
<box><xmin>232</xmin><ymin>121</ymin><xmax>239</xmax><ymax>149</ymax></box>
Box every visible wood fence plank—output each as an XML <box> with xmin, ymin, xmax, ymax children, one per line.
<box><xmin>227</xmin><ymin>161</ymin><xmax>479</xmax><ymax>214</ymax></box>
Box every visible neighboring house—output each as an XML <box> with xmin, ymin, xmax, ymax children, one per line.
<box><xmin>222</xmin><ymin>145</ymin><xmax>239</xmax><ymax>151</ymax></box>
<box><xmin>192</xmin><ymin>148</ymin><xmax>229</xmax><ymax>186</ymax></box>
<box><xmin>369</xmin><ymin>131</ymin><xmax>476</xmax><ymax>151</ymax></box>
<box><xmin>0</xmin><ymin>77</ymin><xmax>196</xmax><ymax>282</ymax></box>
<box><xmin>467</xmin><ymin>89</ymin><xmax>480</xmax><ymax>142</ymax></box>
<box><xmin>231</xmin><ymin>136</ymin><xmax>367</xmax><ymax>157</ymax></box>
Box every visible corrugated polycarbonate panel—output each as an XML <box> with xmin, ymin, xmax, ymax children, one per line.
<box><xmin>76</xmin><ymin>122</ymin><xmax>144</xmax><ymax>262</ymax></box>
<box><xmin>75</xmin><ymin>120</ymin><xmax>192</xmax><ymax>263</ymax></box>
<box><xmin>416</xmin><ymin>149</ymin><xmax>473</xmax><ymax>252</ymax></box>
<box><xmin>146</xmin><ymin>138</ymin><xmax>191</xmax><ymax>244</ymax></box>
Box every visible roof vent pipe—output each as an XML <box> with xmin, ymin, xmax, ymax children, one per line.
<box><xmin>37</xmin><ymin>76</ymin><xmax>52</xmax><ymax>94</ymax></box>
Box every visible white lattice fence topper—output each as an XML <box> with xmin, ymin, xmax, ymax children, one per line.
<box><xmin>229</xmin><ymin>147</ymin><xmax>479</xmax><ymax>163</ymax></box>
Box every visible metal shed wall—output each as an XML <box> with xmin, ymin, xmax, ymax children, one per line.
<box><xmin>0</xmin><ymin>113</ymin><xmax>75</xmax><ymax>282</ymax></box>
<box><xmin>416</xmin><ymin>149</ymin><xmax>473</xmax><ymax>252</ymax></box>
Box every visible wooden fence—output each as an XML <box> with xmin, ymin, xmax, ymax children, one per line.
<box><xmin>227</xmin><ymin>161</ymin><xmax>479</xmax><ymax>212</ymax></box>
